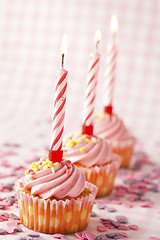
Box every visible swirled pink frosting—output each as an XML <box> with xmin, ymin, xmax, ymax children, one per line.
<box><xmin>94</xmin><ymin>113</ymin><xmax>132</xmax><ymax>141</ymax></box>
<box><xmin>24</xmin><ymin>160</ymin><xmax>85</xmax><ymax>200</ymax></box>
<box><xmin>63</xmin><ymin>133</ymin><xmax>114</xmax><ymax>167</ymax></box>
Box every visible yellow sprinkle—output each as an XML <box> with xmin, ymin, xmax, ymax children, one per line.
<box><xmin>43</xmin><ymin>165</ymin><xmax>48</xmax><ymax>170</ymax></box>
<box><xmin>82</xmin><ymin>135</ymin><xmax>85</xmax><ymax>140</ymax></box>
<box><xmin>43</xmin><ymin>161</ymin><xmax>49</xmax><ymax>166</ymax></box>
<box><xmin>80</xmin><ymin>147</ymin><xmax>85</xmax><ymax>153</ymax></box>
<box><xmin>25</xmin><ymin>170</ymin><xmax>28</xmax><ymax>175</ymax></box>
<box><xmin>31</xmin><ymin>162</ymin><xmax>36</xmax><ymax>168</ymax></box>
<box><xmin>69</xmin><ymin>141</ymin><xmax>75</xmax><ymax>147</ymax></box>
<box><xmin>75</xmin><ymin>140</ymin><xmax>80</xmax><ymax>144</ymax></box>
<box><xmin>86</xmin><ymin>138</ymin><xmax>90</xmax><ymax>143</ymax></box>
<box><xmin>48</xmin><ymin>162</ymin><xmax>54</xmax><ymax>168</ymax></box>
<box><xmin>34</xmin><ymin>167</ymin><xmax>39</xmax><ymax>172</ymax></box>
<box><xmin>34</xmin><ymin>163</ymin><xmax>39</xmax><ymax>167</ymax></box>
<box><xmin>46</xmin><ymin>159</ymin><xmax>50</xmax><ymax>162</ymax></box>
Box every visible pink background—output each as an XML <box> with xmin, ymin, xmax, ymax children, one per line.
<box><xmin>0</xmin><ymin>0</ymin><xmax>160</xmax><ymax>156</ymax></box>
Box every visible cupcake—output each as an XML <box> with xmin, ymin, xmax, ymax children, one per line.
<box><xmin>63</xmin><ymin>132</ymin><xmax>121</xmax><ymax>197</ymax></box>
<box><xmin>93</xmin><ymin>113</ymin><xmax>136</xmax><ymax>168</ymax></box>
<box><xmin>15</xmin><ymin>158</ymin><xmax>98</xmax><ymax>234</ymax></box>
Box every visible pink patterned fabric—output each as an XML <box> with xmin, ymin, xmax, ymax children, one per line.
<box><xmin>0</xmin><ymin>0</ymin><xmax>160</xmax><ymax>239</ymax></box>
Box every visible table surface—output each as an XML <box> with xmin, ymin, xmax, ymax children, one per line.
<box><xmin>1</xmin><ymin>148</ymin><xmax>160</xmax><ymax>240</ymax></box>
<box><xmin>1</xmin><ymin>0</ymin><xmax>160</xmax><ymax>239</ymax></box>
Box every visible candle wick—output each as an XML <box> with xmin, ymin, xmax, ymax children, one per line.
<box><xmin>96</xmin><ymin>40</ymin><xmax>100</xmax><ymax>50</ymax></box>
<box><xmin>62</xmin><ymin>53</ymin><xmax>64</xmax><ymax>68</ymax></box>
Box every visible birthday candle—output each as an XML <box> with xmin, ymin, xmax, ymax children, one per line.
<box><xmin>82</xmin><ymin>30</ymin><xmax>101</xmax><ymax>135</ymax></box>
<box><xmin>103</xmin><ymin>15</ymin><xmax>118</xmax><ymax>115</ymax></box>
<box><xmin>49</xmin><ymin>34</ymin><xmax>68</xmax><ymax>162</ymax></box>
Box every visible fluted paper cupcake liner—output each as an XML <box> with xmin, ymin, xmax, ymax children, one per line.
<box><xmin>111</xmin><ymin>136</ymin><xmax>136</xmax><ymax>168</ymax></box>
<box><xmin>78</xmin><ymin>155</ymin><xmax>121</xmax><ymax>198</ymax></box>
<box><xmin>15</xmin><ymin>181</ymin><xmax>98</xmax><ymax>234</ymax></box>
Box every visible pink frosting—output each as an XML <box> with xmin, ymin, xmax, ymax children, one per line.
<box><xmin>24</xmin><ymin>160</ymin><xmax>85</xmax><ymax>200</ymax></box>
<box><xmin>94</xmin><ymin>113</ymin><xmax>132</xmax><ymax>141</ymax></box>
<box><xmin>63</xmin><ymin>133</ymin><xmax>114</xmax><ymax>167</ymax></box>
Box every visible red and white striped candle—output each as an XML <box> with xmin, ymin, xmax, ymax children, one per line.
<box><xmin>103</xmin><ymin>15</ymin><xmax>118</xmax><ymax>115</ymax></box>
<box><xmin>49</xmin><ymin>34</ymin><xmax>68</xmax><ymax>162</ymax></box>
<box><xmin>82</xmin><ymin>30</ymin><xmax>101</xmax><ymax>135</ymax></box>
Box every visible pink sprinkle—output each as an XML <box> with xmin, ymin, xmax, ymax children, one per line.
<box><xmin>83</xmin><ymin>231</ymin><xmax>96</xmax><ymax>240</ymax></box>
<box><xmin>116</xmin><ymin>239</ymin><xmax>126</xmax><ymax>240</ymax></box>
<box><xmin>129</xmin><ymin>225</ymin><xmax>139</xmax><ymax>230</ymax></box>
<box><xmin>97</xmin><ymin>225</ymin><xmax>109</xmax><ymax>232</ymax></box>
<box><xmin>75</xmin><ymin>233</ymin><xmax>83</xmax><ymax>239</ymax></box>
<box><xmin>103</xmin><ymin>224</ymin><xmax>114</xmax><ymax>229</ymax></box>
<box><xmin>148</xmin><ymin>237</ymin><xmax>160</xmax><ymax>240</ymax></box>
<box><xmin>140</xmin><ymin>201</ymin><xmax>153</xmax><ymax>208</ymax></box>
<box><xmin>115</xmin><ymin>216</ymin><xmax>128</xmax><ymax>220</ymax></box>
<box><xmin>52</xmin><ymin>233</ymin><xmax>64</xmax><ymax>239</ymax></box>
<box><xmin>6</xmin><ymin>227</ymin><xmax>16</xmax><ymax>234</ymax></box>
<box><xmin>127</xmin><ymin>195</ymin><xmax>138</xmax><ymax>202</ymax></box>
<box><xmin>115</xmin><ymin>189</ymin><xmax>126</xmax><ymax>198</ymax></box>
<box><xmin>122</xmin><ymin>203</ymin><xmax>133</xmax><ymax>208</ymax></box>
<box><xmin>118</xmin><ymin>225</ymin><xmax>130</xmax><ymax>230</ymax></box>
<box><xmin>111</xmin><ymin>199</ymin><xmax>123</xmax><ymax>205</ymax></box>
<box><xmin>7</xmin><ymin>220</ymin><xmax>20</xmax><ymax>227</ymax></box>
<box><xmin>119</xmin><ymin>232</ymin><xmax>129</xmax><ymax>237</ymax></box>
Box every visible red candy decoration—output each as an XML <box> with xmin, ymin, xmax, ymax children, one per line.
<box><xmin>82</xmin><ymin>124</ymin><xmax>93</xmax><ymax>136</ymax></box>
<box><xmin>104</xmin><ymin>105</ymin><xmax>113</xmax><ymax>115</ymax></box>
<box><xmin>48</xmin><ymin>149</ymin><xmax>63</xmax><ymax>163</ymax></box>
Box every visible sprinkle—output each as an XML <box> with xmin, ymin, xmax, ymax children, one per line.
<box><xmin>43</xmin><ymin>166</ymin><xmax>48</xmax><ymax>170</ymax></box>
<box><xmin>118</xmin><ymin>225</ymin><xmax>130</xmax><ymax>230</ymax></box>
<box><xmin>91</xmin><ymin>211</ymin><xmax>97</xmax><ymax>217</ymax></box>
<box><xmin>80</xmin><ymin>147</ymin><xmax>85</xmax><ymax>153</ymax></box>
<box><xmin>115</xmin><ymin>216</ymin><xmax>128</xmax><ymax>220</ymax></box>
<box><xmin>92</xmin><ymin>137</ymin><xmax>98</xmax><ymax>143</ymax></box>
<box><xmin>118</xmin><ymin>232</ymin><xmax>129</xmax><ymax>237</ymax></box>
<box><xmin>69</xmin><ymin>141</ymin><xmax>75</xmax><ymax>147</ymax></box>
<box><xmin>9</xmin><ymin>213</ymin><xmax>20</xmax><ymax>220</ymax></box>
<box><xmin>95</xmin><ymin>235</ymin><xmax>108</xmax><ymax>240</ymax></box>
<box><xmin>97</xmin><ymin>225</ymin><xmax>109</xmax><ymax>232</ymax></box>
<box><xmin>106</xmin><ymin>233</ymin><xmax>117</xmax><ymax>238</ymax></box>
<box><xmin>82</xmin><ymin>231</ymin><xmax>96</xmax><ymax>240</ymax></box>
<box><xmin>106</xmin><ymin>207</ymin><xmax>117</xmax><ymax>212</ymax></box>
<box><xmin>128</xmin><ymin>225</ymin><xmax>139</xmax><ymax>230</ymax></box>
<box><xmin>48</xmin><ymin>162</ymin><xmax>54</xmax><ymax>168</ymax></box>
<box><xmin>139</xmin><ymin>201</ymin><xmax>153</xmax><ymax>208</ymax></box>
<box><xmin>86</xmin><ymin>138</ymin><xmax>90</xmax><ymax>143</ymax></box>
<box><xmin>148</xmin><ymin>238</ymin><xmax>160</xmax><ymax>240</ymax></box>
<box><xmin>34</xmin><ymin>167</ymin><xmax>39</xmax><ymax>172</ymax></box>
<box><xmin>96</xmin><ymin>203</ymin><xmax>106</xmax><ymax>209</ymax></box>
<box><xmin>25</xmin><ymin>170</ymin><xmax>28</xmax><ymax>175</ymax></box>
<box><xmin>52</xmin><ymin>233</ymin><xmax>65</xmax><ymax>238</ymax></box>
<box><xmin>110</xmin><ymin>220</ymin><xmax>120</xmax><ymax>228</ymax></box>
<box><xmin>75</xmin><ymin>232</ymin><xmax>83</xmax><ymax>239</ymax></box>
<box><xmin>51</xmin><ymin>167</ymin><xmax>55</xmax><ymax>173</ymax></box>
<box><xmin>31</xmin><ymin>162</ymin><xmax>36</xmax><ymax>168</ymax></box>
<box><xmin>117</xmin><ymin>218</ymin><xmax>128</xmax><ymax>224</ymax></box>
<box><xmin>28</xmin><ymin>233</ymin><xmax>40</xmax><ymax>237</ymax></box>
<box><xmin>43</xmin><ymin>161</ymin><xmax>49</xmax><ymax>166</ymax></box>
<box><xmin>0</xmin><ymin>228</ymin><xmax>6</xmax><ymax>235</ymax></box>
<box><xmin>82</xmin><ymin>135</ymin><xmax>86</xmax><ymax>140</ymax></box>
<box><xmin>6</xmin><ymin>226</ymin><xmax>16</xmax><ymax>234</ymax></box>
<box><xmin>7</xmin><ymin>219</ymin><xmax>20</xmax><ymax>227</ymax></box>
